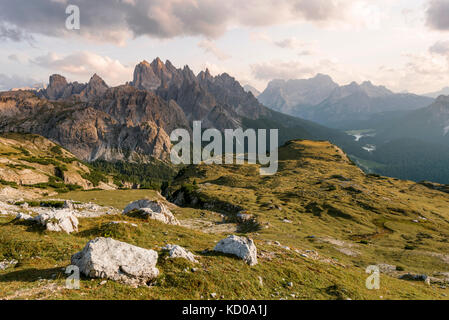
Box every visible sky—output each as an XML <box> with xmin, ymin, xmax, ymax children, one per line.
<box><xmin>1</xmin><ymin>0</ymin><xmax>449</xmax><ymax>94</ymax></box>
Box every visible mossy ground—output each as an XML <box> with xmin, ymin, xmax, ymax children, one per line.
<box><xmin>1</xmin><ymin>140</ymin><xmax>449</xmax><ymax>300</ymax></box>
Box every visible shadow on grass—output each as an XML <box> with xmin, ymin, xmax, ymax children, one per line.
<box><xmin>6</xmin><ymin>219</ymin><xmax>47</xmax><ymax>234</ymax></box>
<box><xmin>0</xmin><ymin>267</ymin><xmax>64</xmax><ymax>283</ymax></box>
<box><xmin>199</xmin><ymin>249</ymin><xmax>245</xmax><ymax>263</ymax></box>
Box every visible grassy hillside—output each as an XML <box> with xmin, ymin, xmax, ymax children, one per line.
<box><xmin>0</xmin><ymin>140</ymin><xmax>449</xmax><ymax>299</ymax></box>
<box><xmin>0</xmin><ymin>133</ymin><xmax>115</xmax><ymax>198</ymax></box>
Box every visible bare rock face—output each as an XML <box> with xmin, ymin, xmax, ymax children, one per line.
<box><xmin>163</xmin><ymin>244</ymin><xmax>199</xmax><ymax>263</ymax></box>
<box><xmin>131</xmin><ymin>60</ymin><xmax>162</xmax><ymax>91</ymax></box>
<box><xmin>213</xmin><ymin>235</ymin><xmax>258</xmax><ymax>266</ymax></box>
<box><xmin>123</xmin><ymin>199</ymin><xmax>179</xmax><ymax>225</ymax></box>
<box><xmin>71</xmin><ymin>237</ymin><xmax>159</xmax><ymax>287</ymax></box>
<box><xmin>78</xmin><ymin>74</ymin><xmax>109</xmax><ymax>102</ymax></box>
<box><xmin>35</xmin><ymin>209</ymin><xmax>79</xmax><ymax>233</ymax></box>
<box><xmin>45</xmin><ymin>74</ymin><xmax>69</xmax><ymax>100</ymax></box>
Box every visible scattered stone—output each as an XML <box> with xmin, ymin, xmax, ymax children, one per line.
<box><xmin>35</xmin><ymin>209</ymin><xmax>79</xmax><ymax>233</ymax></box>
<box><xmin>400</xmin><ymin>273</ymin><xmax>428</xmax><ymax>282</ymax></box>
<box><xmin>287</xmin><ymin>282</ymin><xmax>293</xmax><ymax>287</ymax></box>
<box><xmin>282</xmin><ymin>219</ymin><xmax>292</xmax><ymax>223</ymax></box>
<box><xmin>0</xmin><ymin>259</ymin><xmax>18</xmax><ymax>270</ymax></box>
<box><xmin>109</xmin><ymin>221</ymin><xmax>138</xmax><ymax>227</ymax></box>
<box><xmin>163</xmin><ymin>244</ymin><xmax>199</xmax><ymax>263</ymax></box>
<box><xmin>71</xmin><ymin>237</ymin><xmax>159</xmax><ymax>287</ymax></box>
<box><xmin>15</xmin><ymin>212</ymin><xmax>35</xmax><ymax>221</ymax></box>
<box><xmin>210</xmin><ymin>292</ymin><xmax>217</xmax><ymax>298</ymax></box>
<box><xmin>123</xmin><ymin>199</ymin><xmax>179</xmax><ymax>225</ymax></box>
<box><xmin>376</xmin><ymin>264</ymin><xmax>396</xmax><ymax>274</ymax></box>
<box><xmin>236</xmin><ymin>211</ymin><xmax>253</xmax><ymax>223</ymax></box>
<box><xmin>214</xmin><ymin>235</ymin><xmax>258</xmax><ymax>266</ymax></box>
<box><xmin>258</xmin><ymin>276</ymin><xmax>264</xmax><ymax>287</ymax></box>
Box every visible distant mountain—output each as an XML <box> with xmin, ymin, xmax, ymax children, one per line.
<box><xmin>258</xmin><ymin>74</ymin><xmax>338</xmax><ymax>114</ymax></box>
<box><xmin>0</xmin><ymin>58</ymin><xmax>359</xmax><ymax>163</ymax></box>
<box><xmin>298</xmin><ymin>81</ymin><xmax>434</xmax><ymax>128</ymax></box>
<box><xmin>375</xmin><ymin>95</ymin><xmax>449</xmax><ymax>145</ymax></box>
<box><xmin>258</xmin><ymin>76</ymin><xmax>434</xmax><ymax>129</ymax></box>
<box><xmin>424</xmin><ymin>87</ymin><xmax>449</xmax><ymax>98</ymax></box>
<box><xmin>243</xmin><ymin>85</ymin><xmax>260</xmax><ymax>97</ymax></box>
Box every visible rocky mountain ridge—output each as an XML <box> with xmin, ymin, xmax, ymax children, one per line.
<box><xmin>0</xmin><ymin>58</ymin><xmax>358</xmax><ymax>162</ymax></box>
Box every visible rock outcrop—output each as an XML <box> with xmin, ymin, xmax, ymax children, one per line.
<box><xmin>213</xmin><ymin>235</ymin><xmax>258</xmax><ymax>266</ymax></box>
<box><xmin>34</xmin><ymin>209</ymin><xmax>79</xmax><ymax>233</ymax></box>
<box><xmin>123</xmin><ymin>199</ymin><xmax>179</xmax><ymax>225</ymax></box>
<box><xmin>71</xmin><ymin>237</ymin><xmax>159</xmax><ymax>287</ymax></box>
<box><xmin>163</xmin><ymin>244</ymin><xmax>199</xmax><ymax>263</ymax></box>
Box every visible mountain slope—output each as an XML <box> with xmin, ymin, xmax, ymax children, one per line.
<box><xmin>0</xmin><ymin>133</ymin><xmax>114</xmax><ymax>198</ymax></box>
<box><xmin>1</xmin><ymin>140</ymin><xmax>449</xmax><ymax>299</ymax></box>
<box><xmin>299</xmin><ymin>81</ymin><xmax>433</xmax><ymax>128</ymax></box>
<box><xmin>375</xmin><ymin>95</ymin><xmax>449</xmax><ymax>145</ymax></box>
<box><xmin>0</xmin><ymin>88</ymin><xmax>185</xmax><ymax>162</ymax></box>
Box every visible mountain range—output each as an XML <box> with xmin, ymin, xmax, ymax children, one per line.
<box><xmin>0</xmin><ymin>58</ymin><xmax>357</xmax><ymax>163</ymax></box>
<box><xmin>259</xmin><ymin>75</ymin><xmax>434</xmax><ymax>129</ymax></box>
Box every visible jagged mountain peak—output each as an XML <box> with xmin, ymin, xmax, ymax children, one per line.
<box><xmin>89</xmin><ymin>73</ymin><xmax>107</xmax><ymax>85</ymax></box>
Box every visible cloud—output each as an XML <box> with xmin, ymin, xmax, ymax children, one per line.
<box><xmin>0</xmin><ymin>23</ymin><xmax>34</xmax><ymax>43</ymax></box>
<box><xmin>197</xmin><ymin>40</ymin><xmax>231</xmax><ymax>60</ymax></box>
<box><xmin>31</xmin><ymin>51</ymin><xmax>132</xmax><ymax>85</ymax></box>
<box><xmin>0</xmin><ymin>74</ymin><xmax>42</xmax><ymax>91</ymax></box>
<box><xmin>0</xmin><ymin>0</ymin><xmax>357</xmax><ymax>44</ymax></box>
<box><xmin>429</xmin><ymin>40</ymin><xmax>449</xmax><ymax>55</ymax></box>
<box><xmin>274</xmin><ymin>37</ymin><xmax>308</xmax><ymax>50</ymax></box>
<box><xmin>251</xmin><ymin>60</ymin><xmax>316</xmax><ymax>80</ymax></box>
<box><xmin>426</xmin><ymin>0</ymin><xmax>449</xmax><ymax>31</ymax></box>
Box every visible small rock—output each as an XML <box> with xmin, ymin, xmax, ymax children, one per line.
<box><xmin>210</xmin><ymin>292</ymin><xmax>217</xmax><ymax>298</ymax></box>
<box><xmin>213</xmin><ymin>235</ymin><xmax>258</xmax><ymax>266</ymax></box>
<box><xmin>15</xmin><ymin>212</ymin><xmax>35</xmax><ymax>221</ymax></box>
<box><xmin>123</xmin><ymin>199</ymin><xmax>179</xmax><ymax>225</ymax></box>
<box><xmin>35</xmin><ymin>209</ymin><xmax>79</xmax><ymax>233</ymax></box>
<box><xmin>0</xmin><ymin>259</ymin><xmax>18</xmax><ymax>270</ymax></box>
<box><xmin>163</xmin><ymin>244</ymin><xmax>199</xmax><ymax>263</ymax></box>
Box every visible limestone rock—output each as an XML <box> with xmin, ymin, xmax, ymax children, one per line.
<box><xmin>0</xmin><ymin>259</ymin><xmax>18</xmax><ymax>270</ymax></box>
<box><xmin>15</xmin><ymin>212</ymin><xmax>35</xmax><ymax>221</ymax></box>
<box><xmin>35</xmin><ymin>209</ymin><xmax>79</xmax><ymax>233</ymax></box>
<box><xmin>71</xmin><ymin>237</ymin><xmax>159</xmax><ymax>287</ymax></box>
<box><xmin>123</xmin><ymin>199</ymin><xmax>179</xmax><ymax>225</ymax></box>
<box><xmin>163</xmin><ymin>244</ymin><xmax>199</xmax><ymax>263</ymax></box>
<box><xmin>213</xmin><ymin>235</ymin><xmax>258</xmax><ymax>266</ymax></box>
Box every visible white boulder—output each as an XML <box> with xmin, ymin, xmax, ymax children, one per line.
<box><xmin>163</xmin><ymin>244</ymin><xmax>199</xmax><ymax>263</ymax></box>
<box><xmin>123</xmin><ymin>199</ymin><xmax>179</xmax><ymax>225</ymax></box>
<box><xmin>35</xmin><ymin>209</ymin><xmax>79</xmax><ymax>233</ymax></box>
<box><xmin>213</xmin><ymin>235</ymin><xmax>258</xmax><ymax>266</ymax></box>
<box><xmin>15</xmin><ymin>212</ymin><xmax>35</xmax><ymax>221</ymax></box>
<box><xmin>71</xmin><ymin>237</ymin><xmax>159</xmax><ymax>287</ymax></box>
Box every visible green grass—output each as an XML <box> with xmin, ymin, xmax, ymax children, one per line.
<box><xmin>1</xmin><ymin>140</ymin><xmax>449</xmax><ymax>300</ymax></box>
